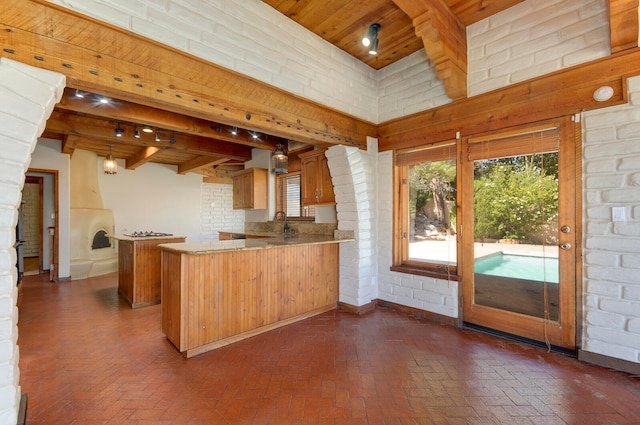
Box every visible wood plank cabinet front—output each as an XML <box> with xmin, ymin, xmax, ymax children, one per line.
<box><xmin>117</xmin><ymin>236</ymin><xmax>185</xmax><ymax>308</ymax></box>
<box><xmin>300</xmin><ymin>149</ymin><xmax>335</xmax><ymax>205</ymax></box>
<box><xmin>161</xmin><ymin>243</ymin><xmax>339</xmax><ymax>357</ymax></box>
<box><xmin>232</xmin><ymin>167</ymin><xmax>268</xmax><ymax>209</ymax></box>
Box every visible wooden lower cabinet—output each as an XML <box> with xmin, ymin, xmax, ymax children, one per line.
<box><xmin>118</xmin><ymin>237</ymin><xmax>186</xmax><ymax>308</ymax></box>
<box><xmin>161</xmin><ymin>243</ymin><xmax>339</xmax><ymax>357</ymax></box>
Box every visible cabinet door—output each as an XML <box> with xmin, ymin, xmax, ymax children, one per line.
<box><xmin>301</xmin><ymin>155</ymin><xmax>320</xmax><ymax>205</ymax></box>
<box><xmin>232</xmin><ymin>175</ymin><xmax>244</xmax><ymax>209</ymax></box>
<box><xmin>241</xmin><ymin>173</ymin><xmax>253</xmax><ymax>208</ymax></box>
<box><xmin>317</xmin><ymin>154</ymin><xmax>335</xmax><ymax>204</ymax></box>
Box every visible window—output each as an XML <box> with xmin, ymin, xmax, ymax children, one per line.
<box><xmin>392</xmin><ymin>142</ymin><xmax>458</xmax><ymax>279</ymax></box>
<box><xmin>276</xmin><ymin>172</ymin><xmax>315</xmax><ymax>219</ymax></box>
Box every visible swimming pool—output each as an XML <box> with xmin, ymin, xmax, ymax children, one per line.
<box><xmin>474</xmin><ymin>252</ymin><xmax>559</xmax><ymax>283</ymax></box>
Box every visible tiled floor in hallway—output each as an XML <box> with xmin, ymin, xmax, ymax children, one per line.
<box><xmin>17</xmin><ymin>273</ymin><xmax>640</xmax><ymax>424</ymax></box>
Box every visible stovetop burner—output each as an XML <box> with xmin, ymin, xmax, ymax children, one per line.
<box><xmin>124</xmin><ymin>231</ymin><xmax>173</xmax><ymax>238</ymax></box>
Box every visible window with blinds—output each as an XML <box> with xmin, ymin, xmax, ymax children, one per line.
<box><xmin>276</xmin><ymin>172</ymin><xmax>315</xmax><ymax>219</ymax></box>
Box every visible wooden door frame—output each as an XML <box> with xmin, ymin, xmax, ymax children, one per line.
<box><xmin>460</xmin><ymin>116</ymin><xmax>580</xmax><ymax>350</ymax></box>
<box><xmin>23</xmin><ymin>176</ymin><xmax>44</xmax><ymax>272</ymax></box>
<box><xmin>26</xmin><ymin>169</ymin><xmax>59</xmax><ymax>282</ymax></box>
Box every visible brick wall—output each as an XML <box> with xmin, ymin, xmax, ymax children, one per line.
<box><xmin>0</xmin><ymin>58</ymin><xmax>64</xmax><ymax>425</ymax></box>
<box><xmin>200</xmin><ymin>183</ymin><xmax>244</xmax><ymax>241</ymax></box>
<box><xmin>582</xmin><ymin>76</ymin><xmax>640</xmax><ymax>363</ymax></box>
<box><xmin>467</xmin><ymin>0</ymin><xmax>610</xmax><ymax>96</ymax></box>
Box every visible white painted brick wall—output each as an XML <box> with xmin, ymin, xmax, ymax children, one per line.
<box><xmin>0</xmin><ymin>58</ymin><xmax>64</xmax><ymax>425</ymax></box>
<box><xmin>467</xmin><ymin>0</ymin><xmax>609</xmax><ymax>96</ymax></box>
<box><xmin>374</xmin><ymin>152</ymin><xmax>459</xmax><ymax>318</ymax></box>
<box><xmin>46</xmin><ymin>0</ymin><xmax>379</xmax><ymax>122</ymax></box>
<box><xmin>582</xmin><ymin>75</ymin><xmax>640</xmax><ymax>363</ymax></box>
<box><xmin>200</xmin><ymin>183</ymin><xmax>244</xmax><ymax>241</ymax></box>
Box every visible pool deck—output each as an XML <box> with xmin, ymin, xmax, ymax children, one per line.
<box><xmin>408</xmin><ymin>239</ymin><xmax>559</xmax><ymax>264</ymax></box>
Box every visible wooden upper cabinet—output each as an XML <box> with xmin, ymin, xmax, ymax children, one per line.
<box><xmin>232</xmin><ymin>168</ymin><xmax>268</xmax><ymax>210</ymax></box>
<box><xmin>300</xmin><ymin>149</ymin><xmax>335</xmax><ymax>206</ymax></box>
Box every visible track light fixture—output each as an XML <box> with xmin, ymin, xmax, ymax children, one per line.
<box><xmin>134</xmin><ymin>126</ymin><xmax>141</xmax><ymax>138</ymax></box>
<box><xmin>362</xmin><ymin>23</ymin><xmax>380</xmax><ymax>55</ymax></box>
<box><xmin>142</xmin><ymin>125</ymin><xmax>153</xmax><ymax>133</ymax></box>
<box><xmin>170</xmin><ymin>133</ymin><xmax>177</xmax><ymax>144</ymax></box>
<box><xmin>155</xmin><ymin>131</ymin><xmax>161</xmax><ymax>142</ymax></box>
<box><xmin>231</xmin><ymin>126</ymin><xmax>238</xmax><ymax>136</ymax></box>
<box><xmin>114</xmin><ymin>123</ymin><xmax>124</xmax><ymax>137</ymax></box>
<box><xmin>251</xmin><ymin>132</ymin><xmax>260</xmax><ymax>139</ymax></box>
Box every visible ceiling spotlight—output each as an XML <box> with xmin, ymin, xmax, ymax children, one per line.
<box><xmin>368</xmin><ymin>37</ymin><xmax>379</xmax><ymax>55</ymax></box>
<box><xmin>216</xmin><ymin>124</ymin><xmax>223</xmax><ymax>132</ymax></box>
<box><xmin>134</xmin><ymin>126</ymin><xmax>141</xmax><ymax>138</ymax></box>
<box><xmin>142</xmin><ymin>126</ymin><xmax>153</xmax><ymax>133</ymax></box>
<box><xmin>114</xmin><ymin>123</ymin><xmax>124</xmax><ymax>137</ymax></box>
<box><xmin>170</xmin><ymin>133</ymin><xmax>176</xmax><ymax>144</ymax></box>
<box><xmin>155</xmin><ymin>131</ymin><xmax>161</xmax><ymax>142</ymax></box>
<box><xmin>251</xmin><ymin>132</ymin><xmax>260</xmax><ymax>139</ymax></box>
<box><xmin>231</xmin><ymin>126</ymin><xmax>238</xmax><ymax>136</ymax></box>
<box><xmin>362</xmin><ymin>23</ymin><xmax>380</xmax><ymax>48</ymax></box>
<box><xmin>74</xmin><ymin>89</ymin><xmax>85</xmax><ymax>98</ymax></box>
<box><xmin>99</xmin><ymin>97</ymin><xmax>110</xmax><ymax>104</ymax></box>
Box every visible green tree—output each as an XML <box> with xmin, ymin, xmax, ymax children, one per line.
<box><xmin>410</xmin><ymin>160</ymin><xmax>456</xmax><ymax>232</ymax></box>
<box><xmin>474</xmin><ymin>154</ymin><xmax>558</xmax><ymax>241</ymax></box>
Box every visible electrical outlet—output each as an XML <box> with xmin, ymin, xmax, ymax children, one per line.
<box><xmin>612</xmin><ymin>207</ymin><xmax>626</xmax><ymax>222</ymax></box>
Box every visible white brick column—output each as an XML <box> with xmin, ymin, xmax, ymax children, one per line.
<box><xmin>582</xmin><ymin>75</ymin><xmax>640</xmax><ymax>365</ymax></box>
<box><xmin>0</xmin><ymin>58</ymin><xmax>65</xmax><ymax>423</ymax></box>
<box><xmin>326</xmin><ymin>143</ymin><xmax>378</xmax><ymax>306</ymax></box>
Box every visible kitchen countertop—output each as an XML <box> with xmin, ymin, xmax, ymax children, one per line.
<box><xmin>159</xmin><ymin>234</ymin><xmax>354</xmax><ymax>254</ymax></box>
<box><xmin>109</xmin><ymin>234</ymin><xmax>187</xmax><ymax>242</ymax></box>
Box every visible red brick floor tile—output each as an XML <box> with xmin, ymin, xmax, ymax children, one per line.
<box><xmin>17</xmin><ymin>273</ymin><xmax>640</xmax><ymax>424</ymax></box>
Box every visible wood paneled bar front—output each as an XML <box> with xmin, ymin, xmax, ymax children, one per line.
<box><xmin>111</xmin><ymin>235</ymin><xmax>186</xmax><ymax>309</ymax></box>
<box><xmin>159</xmin><ymin>236</ymin><xmax>349</xmax><ymax>358</ymax></box>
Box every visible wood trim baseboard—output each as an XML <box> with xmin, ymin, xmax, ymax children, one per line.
<box><xmin>578</xmin><ymin>349</ymin><xmax>640</xmax><ymax>375</ymax></box>
<box><xmin>339</xmin><ymin>299</ymin><xmax>460</xmax><ymax>327</ymax></box>
<box><xmin>337</xmin><ymin>301</ymin><xmax>376</xmax><ymax>315</ymax></box>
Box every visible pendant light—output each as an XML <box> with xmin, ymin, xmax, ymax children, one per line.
<box><xmin>271</xmin><ymin>142</ymin><xmax>288</xmax><ymax>174</ymax></box>
<box><xmin>103</xmin><ymin>144</ymin><xmax>117</xmax><ymax>175</ymax></box>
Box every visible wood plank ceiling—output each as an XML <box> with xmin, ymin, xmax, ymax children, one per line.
<box><xmin>42</xmin><ymin>0</ymin><xmax>525</xmax><ymax>177</ymax></box>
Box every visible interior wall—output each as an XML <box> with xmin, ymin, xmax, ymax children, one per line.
<box><xmin>97</xmin><ymin>159</ymin><xmax>204</xmax><ymax>241</ymax></box>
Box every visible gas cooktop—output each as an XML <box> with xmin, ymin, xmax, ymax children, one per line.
<box><xmin>124</xmin><ymin>231</ymin><xmax>174</xmax><ymax>238</ymax></box>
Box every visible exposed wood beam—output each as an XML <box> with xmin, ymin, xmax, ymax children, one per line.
<box><xmin>446</xmin><ymin>0</ymin><xmax>525</xmax><ymax>26</ymax></box>
<box><xmin>393</xmin><ymin>0</ymin><xmax>467</xmax><ymax>100</ymax></box>
<box><xmin>379</xmin><ymin>48</ymin><xmax>640</xmax><ymax>151</ymax></box>
<box><xmin>609</xmin><ymin>0</ymin><xmax>640</xmax><ymax>53</ymax></box>
<box><xmin>0</xmin><ymin>0</ymin><xmax>376</xmax><ymax>149</ymax></box>
<box><xmin>46</xmin><ymin>112</ymin><xmax>253</xmax><ymax>161</ymax></box>
<box><xmin>126</xmin><ymin>147</ymin><xmax>163</xmax><ymax>170</ymax></box>
<box><xmin>56</xmin><ymin>88</ymin><xmax>279</xmax><ymax>151</ymax></box>
<box><xmin>178</xmin><ymin>157</ymin><xmax>229</xmax><ymax>175</ymax></box>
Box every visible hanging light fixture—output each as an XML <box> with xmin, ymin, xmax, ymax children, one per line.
<box><xmin>271</xmin><ymin>142</ymin><xmax>288</xmax><ymax>175</ymax></box>
<box><xmin>362</xmin><ymin>23</ymin><xmax>381</xmax><ymax>55</ymax></box>
<box><xmin>103</xmin><ymin>144</ymin><xmax>117</xmax><ymax>175</ymax></box>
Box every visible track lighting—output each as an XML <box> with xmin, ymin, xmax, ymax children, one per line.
<box><xmin>362</xmin><ymin>23</ymin><xmax>380</xmax><ymax>55</ymax></box>
<box><xmin>134</xmin><ymin>126</ymin><xmax>141</xmax><ymax>138</ymax></box>
<box><xmin>74</xmin><ymin>89</ymin><xmax>85</xmax><ymax>98</ymax></box>
<box><xmin>231</xmin><ymin>127</ymin><xmax>238</xmax><ymax>136</ymax></box>
<box><xmin>155</xmin><ymin>131</ymin><xmax>161</xmax><ymax>142</ymax></box>
<box><xmin>142</xmin><ymin>126</ymin><xmax>153</xmax><ymax>133</ymax></box>
<box><xmin>170</xmin><ymin>133</ymin><xmax>176</xmax><ymax>144</ymax></box>
<box><xmin>216</xmin><ymin>124</ymin><xmax>223</xmax><ymax>132</ymax></box>
<box><xmin>114</xmin><ymin>123</ymin><xmax>124</xmax><ymax>137</ymax></box>
<box><xmin>251</xmin><ymin>132</ymin><xmax>259</xmax><ymax>139</ymax></box>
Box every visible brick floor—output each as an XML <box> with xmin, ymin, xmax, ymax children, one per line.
<box><xmin>17</xmin><ymin>273</ymin><xmax>640</xmax><ymax>424</ymax></box>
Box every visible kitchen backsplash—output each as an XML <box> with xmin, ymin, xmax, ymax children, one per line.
<box><xmin>245</xmin><ymin>221</ymin><xmax>337</xmax><ymax>236</ymax></box>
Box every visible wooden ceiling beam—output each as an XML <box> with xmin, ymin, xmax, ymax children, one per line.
<box><xmin>379</xmin><ymin>48</ymin><xmax>640</xmax><ymax>151</ymax></box>
<box><xmin>46</xmin><ymin>112</ymin><xmax>253</xmax><ymax>161</ymax></box>
<box><xmin>0</xmin><ymin>0</ymin><xmax>375</xmax><ymax>149</ymax></box>
<box><xmin>609</xmin><ymin>0</ymin><xmax>640</xmax><ymax>53</ymax></box>
<box><xmin>56</xmin><ymin>88</ymin><xmax>279</xmax><ymax>151</ymax></box>
<box><xmin>392</xmin><ymin>0</ymin><xmax>467</xmax><ymax>100</ymax></box>
<box><xmin>178</xmin><ymin>157</ymin><xmax>229</xmax><ymax>175</ymax></box>
<box><xmin>126</xmin><ymin>147</ymin><xmax>163</xmax><ymax>170</ymax></box>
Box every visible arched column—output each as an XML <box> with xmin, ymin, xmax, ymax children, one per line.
<box><xmin>0</xmin><ymin>58</ymin><xmax>64</xmax><ymax>423</ymax></box>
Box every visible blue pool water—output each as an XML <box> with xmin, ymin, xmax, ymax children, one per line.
<box><xmin>474</xmin><ymin>253</ymin><xmax>559</xmax><ymax>283</ymax></box>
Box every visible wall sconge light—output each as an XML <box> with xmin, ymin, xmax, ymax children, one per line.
<box><xmin>103</xmin><ymin>145</ymin><xmax>117</xmax><ymax>175</ymax></box>
<box><xmin>114</xmin><ymin>123</ymin><xmax>124</xmax><ymax>137</ymax></box>
<box><xmin>362</xmin><ymin>23</ymin><xmax>380</xmax><ymax>55</ymax></box>
<box><xmin>271</xmin><ymin>142</ymin><xmax>288</xmax><ymax>175</ymax></box>
<box><xmin>593</xmin><ymin>85</ymin><xmax>614</xmax><ymax>102</ymax></box>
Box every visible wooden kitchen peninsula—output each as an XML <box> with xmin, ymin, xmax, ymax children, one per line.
<box><xmin>159</xmin><ymin>235</ymin><xmax>351</xmax><ymax>357</ymax></box>
<box><xmin>112</xmin><ymin>234</ymin><xmax>186</xmax><ymax>308</ymax></box>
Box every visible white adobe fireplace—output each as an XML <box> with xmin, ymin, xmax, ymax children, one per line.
<box><xmin>69</xmin><ymin>149</ymin><xmax>117</xmax><ymax>279</ymax></box>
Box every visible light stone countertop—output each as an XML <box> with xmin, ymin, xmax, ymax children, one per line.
<box><xmin>159</xmin><ymin>234</ymin><xmax>354</xmax><ymax>254</ymax></box>
<box><xmin>109</xmin><ymin>234</ymin><xmax>187</xmax><ymax>242</ymax></box>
